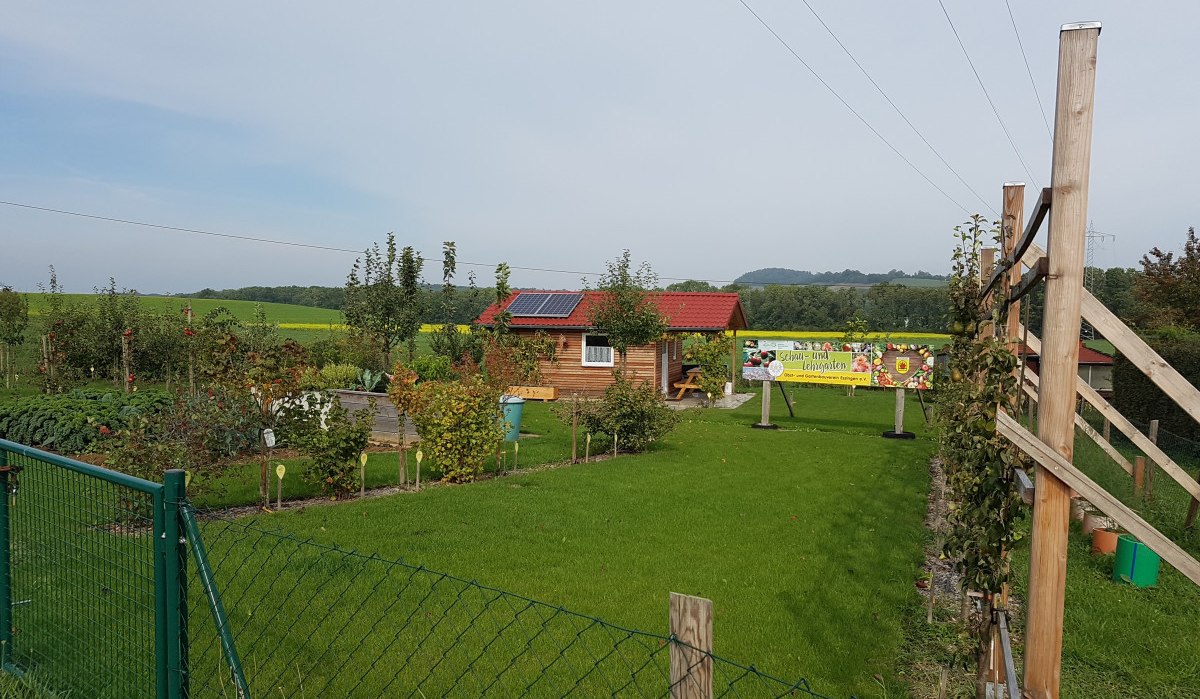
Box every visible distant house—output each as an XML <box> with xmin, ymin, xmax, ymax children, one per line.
<box><xmin>1019</xmin><ymin>341</ymin><xmax>1115</xmax><ymax>395</ymax></box>
<box><xmin>476</xmin><ymin>291</ymin><xmax>747</xmax><ymax>396</ymax></box>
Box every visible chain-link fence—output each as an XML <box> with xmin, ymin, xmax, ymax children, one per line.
<box><xmin>185</xmin><ymin>508</ymin><xmax>842</xmax><ymax>698</ymax></box>
<box><xmin>0</xmin><ymin>439</ymin><xmax>850</xmax><ymax>698</ymax></box>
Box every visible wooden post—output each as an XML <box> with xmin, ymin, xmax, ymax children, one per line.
<box><xmin>1147</xmin><ymin>420</ymin><xmax>1159</xmax><ymax>499</ymax></box>
<box><xmin>1102</xmin><ymin>417</ymin><xmax>1111</xmax><ymax>443</ymax></box>
<box><xmin>883</xmin><ymin>389</ymin><xmax>915</xmax><ymax>439</ymax></box>
<box><xmin>730</xmin><ymin>330</ymin><xmax>738</xmax><ymax>390</ymax></box>
<box><xmin>669</xmin><ymin>593</ymin><xmax>712</xmax><ymax>699</ymax></box>
<box><xmin>1003</xmin><ymin>183</ymin><xmax>1026</xmax><ymax>344</ymax></box>
<box><xmin>981</xmin><ymin>247</ymin><xmax>998</xmax><ymax>337</ymax></box>
<box><xmin>571</xmin><ymin>394</ymin><xmax>579</xmax><ymax>464</ymax></box>
<box><xmin>1134</xmin><ymin>456</ymin><xmax>1145</xmax><ymax>498</ymax></box>
<box><xmin>1025</xmin><ymin>22</ymin><xmax>1100</xmax><ymax>699</ymax></box>
<box><xmin>752</xmin><ymin>380</ymin><xmax>776</xmax><ymax>429</ymax></box>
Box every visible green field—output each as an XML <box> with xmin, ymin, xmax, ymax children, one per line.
<box><xmin>24</xmin><ymin>293</ymin><xmax>344</xmax><ymax>327</ymax></box>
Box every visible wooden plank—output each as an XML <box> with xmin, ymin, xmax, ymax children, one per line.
<box><xmin>1021</xmin><ymin>372</ymin><xmax>1132</xmax><ymax>475</ymax></box>
<box><xmin>1134</xmin><ymin>456</ymin><xmax>1145</xmax><ymax>497</ymax></box>
<box><xmin>1025</xmin><ymin>242</ymin><xmax>1200</xmax><ymax>428</ymax></box>
<box><xmin>1021</xmin><ymin>327</ymin><xmax>1200</xmax><ymax>500</ymax></box>
<box><xmin>999</xmin><ymin>411</ymin><xmax>1200</xmax><ymax>587</ymax></box>
<box><xmin>1025</xmin><ymin>24</ymin><xmax>1101</xmax><ymax>698</ymax></box>
<box><xmin>507</xmin><ymin>385</ymin><xmax>559</xmax><ymax>401</ymax></box>
<box><xmin>669</xmin><ymin>593</ymin><xmax>713</xmax><ymax>699</ymax></box>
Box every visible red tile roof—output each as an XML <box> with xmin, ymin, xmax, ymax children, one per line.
<box><xmin>477</xmin><ymin>291</ymin><xmax>747</xmax><ymax>332</ymax></box>
<box><xmin>1018</xmin><ymin>341</ymin><xmax>1113</xmax><ymax>365</ymax></box>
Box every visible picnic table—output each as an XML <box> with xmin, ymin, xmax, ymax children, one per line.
<box><xmin>672</xmin><ymin>368</ymin><xmax>703</xmax><ymax>400</ymax></box>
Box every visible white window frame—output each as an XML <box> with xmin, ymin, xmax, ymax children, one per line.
<box><xmin>581</xmin><ymin>333</ymin><xmax>615</xmax><ymax>367</ymax></box>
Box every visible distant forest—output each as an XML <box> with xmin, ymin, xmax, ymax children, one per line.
<box><xmin>733</xmin><ymin>268</ymin><xmax>948</xmax><ymax>286</ymax></box>
<box><xmin>185</xmin><ymin>265</ymin><xmax>1139</xmax><ymax>334</ymax></box>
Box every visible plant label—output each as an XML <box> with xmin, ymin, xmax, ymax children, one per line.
<box><xmin>359</xmin><ymin>452</ymin><xmax>368</xmax><ymax>467</ymax></box>
<box><xmin>262</xmin><ymin>429</ymin><xmax>276</xmax><ymax>449</ymax></box>
<box><xmin>276</xmin><ymin>464</ymin><xmax>286</xmax><ymax>480</ymax></box>
<box><xmin>415</xmin><ymin>450</ymin><xmax>424</xmax><ymax>464</ymax></box>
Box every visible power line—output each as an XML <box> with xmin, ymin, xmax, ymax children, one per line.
<box><xmin>734</xmin><ymin>0</ymin><xmax>974</xmax><ymax>216</ymax></box>
<box><xmin>3</xmin><ymin>198</ymin><xmax>945</xmax><ymax>288</ymax></box>
<box><xmin>1003</xmin><ymin>0</ymin><xmax>1054</xmax><ymax>140</ymax></box>
<box><xmin>937</xmin><ymin>0</ymin><xmax>1040</xmax><ymax>187</ymax></box>
<box><xmin>797</xmin><ymin>0</ymin><xmax>998</xmax><ymax>217</ymax></box>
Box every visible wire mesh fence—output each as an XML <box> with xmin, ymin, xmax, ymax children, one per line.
<box><xmin>0</xmin><ymin>438</ymin><xmax>850</xmax><ymax>698</ymax></box>
<box><xmin>184</xmin><ymin>507</ymin><xmax>842</xmax><ymax>699</ymax></box>
<box><xmin>0</xmin><ymin>439</ymin><xmax>163</xmax><ymax>699</ymax></box>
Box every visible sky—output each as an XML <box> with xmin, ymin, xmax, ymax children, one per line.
<box><xmin>1</xmin><ymin>1</ymin><xmax>1196</xmax><ymax>294</ymax></box>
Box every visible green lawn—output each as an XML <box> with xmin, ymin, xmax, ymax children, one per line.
<box><xmin>999</xmin><ymin>408</ymin><xmax>1200</xmax><ymax>699</ymax></box>
<box><xmin>183</xmin><ymin>387</ymin><xmax>933</xmax><ymax>697</ymax></box>
<box><xmin>4</xmin><ymin>386</ymin><xmax>934</xmax><ymax>698</ymax></box>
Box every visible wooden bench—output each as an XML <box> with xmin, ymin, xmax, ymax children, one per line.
<box><xmin>672</xmin><ymin>368</ymin><xmax>703</xmax><ymax>400</ymax></box>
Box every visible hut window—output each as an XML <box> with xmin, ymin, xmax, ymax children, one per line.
<box><xmin>581</xmin><ymin>334</ymin><xmax>614</xmax><ymax>367</ymax></box>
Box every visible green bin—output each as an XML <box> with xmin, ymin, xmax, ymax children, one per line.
<box><xmin>1112</xmin><ymin>534</ymin><xmax>1161</xmax><ymax>588</ymax></box>
<box><xmin>500</xmin><ymin>395</ymin><xmax>525</xmax><ymax>442</ymax></box>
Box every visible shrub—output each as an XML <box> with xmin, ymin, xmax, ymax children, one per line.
<box><xmin>582</xmin><ymin>379</ymin><xmax>679</xmax><ymax>453</ymax></box>
<box><xmin>682</xmin><ymin>334</ymin><xmax>732</xmax><ymax>398</ymax></box>
<box><xmin>321</xmin><ymin>363</ymin><xmax>361</xmax><ymax>390</ymax></box>
<box><xmin>289</xmin><ymin>394</ymin><xmax>373</xmax><ymax>498</ymax></box>
<box><xmin>410</xmin><ymin>354</ymin><xmax>455</xmax><ymax>383</ymax></box>
<box><xmin>407</xmin><ymin>377</ymin><xmax>504</xmax><ymax>482</ymax></box>
<box><xmin>0</xmin><ymin>389</ymin><xmax>171</xmax><ymax>453</ymax></box>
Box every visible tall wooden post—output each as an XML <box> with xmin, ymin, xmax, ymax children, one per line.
<box><xmin>981</xmin><ymin>247</ymin><xmax>998</xmax><ymax>338</ymax></box>
<box><xmin>1003</xmin><ymin>183</ymin><xmax>1026</xmax><ymax>344</ymax></box>
<box><xmin>1147</xmin><ymin>419</ymin><xmax>1159</xmax><ymax>499</ymax></box>
<box><xmin>1025</xmin><ymin>22</ymin><xmax>1101</xmax><ymax>699</ymax></box>
<box><xmin>669</xmin><ymin>593</ymin><xmax>713</xmax><ymax>699</ymax></box>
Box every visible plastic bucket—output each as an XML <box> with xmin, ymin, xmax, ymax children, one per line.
<box><xmin>500</xmin><ymin>395</ymin><xmax>526</xmax><ymax>442</ymax></box>
<box><xmin>1112</xmin><ymin>534</ymin><xmax>1161</xmax><ymax>587</ymax></box>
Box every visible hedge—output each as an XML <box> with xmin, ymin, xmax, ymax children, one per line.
<box><xmin>1112</xmin><ymin>334</ymin><xmax>1200</xmax><ymax>444</ymax></box>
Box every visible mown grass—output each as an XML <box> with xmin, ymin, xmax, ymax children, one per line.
<box><xmin>0</xmin><ymin>674</ymin><xmax>62</xmax><ymax>699</ymax></box>
<box><xmin>1006</xmin><ymin>407</ymin><xmax>1200</xmax><ymax>698</ymax></box>
<box><xmin>10</xmin><ymin>386</ymin><xmax>934</xmax><ymax>698</ymax></box>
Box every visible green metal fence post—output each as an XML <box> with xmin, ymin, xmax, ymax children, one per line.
<box><xmin>158</xmin><ymin>470</ymin><xmax>187</xmax><ymax>698</ymax></box>
<box><xmin>181</xmin><ymin>504</ymin><xmax>250</xmax><ymax>698</ymax></box>
<box><xmin>0</xmin><ymin>448</ymin><xmax>12</xmax><ymax>671</ymax></box>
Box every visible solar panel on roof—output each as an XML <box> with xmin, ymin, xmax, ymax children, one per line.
<box><xmin>536</xmin><ymin>293</ymin><xmax>583</xmax><ymax>317</ymax></box>
<box><xmin>507</xmin><ymin>293</ymin><xmax>551</xmax><ymax>316</ymax></box>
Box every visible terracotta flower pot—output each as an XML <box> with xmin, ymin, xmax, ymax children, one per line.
<box><xmin>1082</xmin><ymin>511</ymin><xmax>1114</xmax><ymax>536</ymax></box>
<box><xmin>1092</xmin><ymin>527</ymin><xmax>1121</xmax><ymax>555</ymax></box>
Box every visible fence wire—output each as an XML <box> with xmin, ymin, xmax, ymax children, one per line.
<box><xmin>185</xmin><ymin>506</ymin><xmax>842</xmax><ymax>699</ymax></box>
<box><xmin>3</xmin><ymin>446</ymin><xmax>159</xmax><ymax>699</ymax></box>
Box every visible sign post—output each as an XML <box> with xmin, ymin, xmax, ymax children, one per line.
<box><xmin>883</xmin><ymin>388</ymin><xmax>916</xmax><ymax>439</ymax></box>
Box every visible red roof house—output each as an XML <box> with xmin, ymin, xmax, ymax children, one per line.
<box><xmin>477</xmin><ymin>291</ymin><xmax>747</xmax><ymax>396</ymax></box>
<box><xmin>1018</xmin><ymin>341</ymin><xmax>1115</xmax><ymax>395</ymax></box>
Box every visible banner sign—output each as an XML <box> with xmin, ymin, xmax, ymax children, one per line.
<box><xmin>741</xmin><ymin>340</ymin><xmax>934</xmax><ymax>389</ymax></box>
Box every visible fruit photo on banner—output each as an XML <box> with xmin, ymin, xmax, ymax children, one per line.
<box><xmin>741</xmin><ymin>339</ymin><xmax>933</xmax><ymax>389</ymax></box>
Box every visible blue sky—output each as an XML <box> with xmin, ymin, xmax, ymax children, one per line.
<box><xmin>2</xmin><ymin>2</ymin><xmax>1197</xmax><ymax>293</ymax></box>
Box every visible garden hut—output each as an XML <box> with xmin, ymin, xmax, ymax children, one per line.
<box><xmin>476</xmin><ymin>291</ymin><xmax>747</xmax><ymax>397</ymax></box>
<box><xmin>1018</xmin><ymin>340</ymin><xmax>1115</xmax><ymax>396</ymax></box>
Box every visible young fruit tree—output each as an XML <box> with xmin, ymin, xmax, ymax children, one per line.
<box><xmin>344</xmin><ymin>233</ymin><xmax>424</xmax><ymax>367</ymax></box>
<box><xmin>0</xmin><ymin>286</ymin><xmax>30</xmax><ymax>390</ymax></box>
<box><xmin>586</xmin><ymin>250</ymin><xmax>668</xmax><ymax>376</ymax></box>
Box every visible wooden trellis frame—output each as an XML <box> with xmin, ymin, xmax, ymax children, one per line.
<box><xmin>974</xmin><ymin>21</ymin><xmax>1200</xmax><ymax>699</ymax></box>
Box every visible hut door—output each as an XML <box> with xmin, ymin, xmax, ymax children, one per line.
<box><xmin>660</xmin><ymin>343</ymin><xmax>668</xmax><ymax>395</ymax></box>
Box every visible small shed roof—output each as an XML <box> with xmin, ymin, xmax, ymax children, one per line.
<box><xmin>477</xmin><ymin>291</ymin><xmax>748</xmax><ymax>333</ymax></box>
<box><xmin>1018</xmin><ymin>341</ymin><xmax>1113</xmax><ymax>366</ymax></box>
